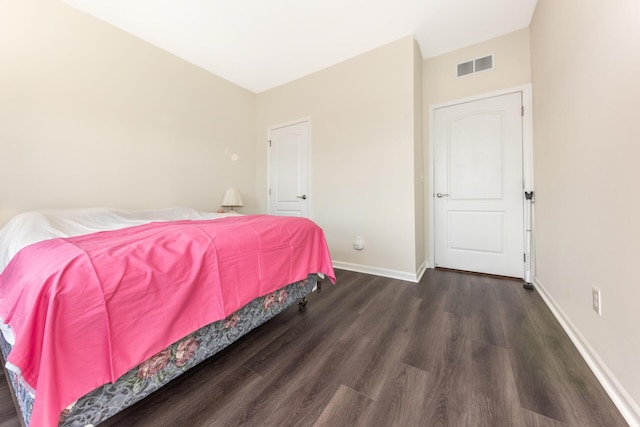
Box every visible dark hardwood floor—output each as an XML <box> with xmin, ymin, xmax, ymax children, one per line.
<box><xmin>0</xmin><ymin>269</ymin><xmax>628</xmax><ymax>426</ymax></box>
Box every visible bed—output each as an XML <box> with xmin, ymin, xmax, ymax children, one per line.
<box><xmin>0</xmin><ymin>207</ymin><xmax>335</xmax><ymax>427</ymax></box>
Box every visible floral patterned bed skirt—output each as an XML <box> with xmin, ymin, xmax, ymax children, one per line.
<box><xmin>0</xmin><ymin>274</ymin><xmax>318</xmax><ymax>427</ymax></box>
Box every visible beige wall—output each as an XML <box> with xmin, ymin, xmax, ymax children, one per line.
<box><xmin>530</xmin><ymin>0</ymin><xmax>640</xmax><ymax>419</ymax></box>
<box><xmin>256</xmin><ymin>37</ymin><xmax>424</xmax><ymax>279</ymax></box>
<box><xmin>413</xmin><ymin>40</ymin><xmax>425</xmax><ymax>272</ymax></box>
<box><xmin>422</xmin><ymin>28</ymin><xmax>532</xmax><ymax>261</ymax></box>
<box><xmin>0</xmin><ymin>0</ymin><xmax>256</xmax><ymax>225</ymax></box>
<box><xmin>423</xmin><ymin>28</ymin><xmax>531</xmax><ymax>107</ymax></box>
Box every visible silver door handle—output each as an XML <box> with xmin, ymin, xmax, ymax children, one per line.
<box><xmin>436</xmin><ymin>193</ymin><xmax>449</xmax><ymax>198</ymax></box>
<box><xmin>297</xmin><ymin>195</ymin><xmax>307</xmax><ymax>200</ymax></box>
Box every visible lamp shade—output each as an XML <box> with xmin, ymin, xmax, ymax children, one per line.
<box><xmin>221</xmin><ymin>188</ymin><xmax>243</xmax><ymax>208</ymax></box>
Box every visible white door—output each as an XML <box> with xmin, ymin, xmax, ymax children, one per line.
<box><xmin>434</xmin><ymin>92</ymin><xmax>524</xmax><ymax>278</ymax></box>
<box><xmin>268</xmin><ymin>120</ymin><xmax>310</xmax><ymax>217</ymax></box>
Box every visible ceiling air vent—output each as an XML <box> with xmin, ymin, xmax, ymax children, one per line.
<box><xmin>456</xmin><ymin>54</ymin><xmax>494</xmax><ymax>78</ymax></box>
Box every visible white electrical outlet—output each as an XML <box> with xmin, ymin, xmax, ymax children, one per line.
<box><xmin>592</xmin><ymin>287</ymin><xmax>602</xmax><ymax>316</ymax></box>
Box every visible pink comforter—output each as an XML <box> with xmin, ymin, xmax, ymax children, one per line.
<box><xmin>0</xmin><ymin>215</ymin><xmax>335</xmax><ymax>427</ymax></box>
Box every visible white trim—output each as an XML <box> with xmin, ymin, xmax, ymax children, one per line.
<box><xmin>534</xmin><ymin>277</ymin><xmax>640</xmax><ymax>427</ymax></box>
<box><xmin>332</xmin><ymin>260</ymin><xmax>428</xmax><ymax>283</ymax></box>
<box><xmin>268</xmin><ymin>117</ymin><xmax>311</xmax><ymax>131</ymax></box>
<box><xmin>428</xmin><ymin>84</ymin><xmax>534</xmax><ymax>275</ymax></box>
<box><xmin>266</xmin><ymin>117</ymin><xmax>312</xmax><ymax>218</ymax></box>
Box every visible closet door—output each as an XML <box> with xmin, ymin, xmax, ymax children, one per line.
<box><xmin>433</xmin><ymin>92</ymin><xmax>524</xmax><ymax>278</ymax></box>
<box><xmin>268</xmin><ymin>120</ymin><xmax>310</xmax><ymax>218</ymax></box>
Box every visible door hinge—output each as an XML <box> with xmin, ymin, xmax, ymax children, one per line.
<box><xmin>268</xmin><ymin>140</ymin><xmax>271</xmax><ymax>147</ymax></box>
<box><xmin>268</xmin><ymin>188</ymin><xmax>271</xmax><ymax>196</ymax></box>
<box><xmin>521</xmin><ymin>106</ymin><xmax>524</xmax><ymax>117</ymax></box>
<box><xmin>524</xmin><ymin>253</ymin><xmax>526</xmax><ymax>262</ymax></box>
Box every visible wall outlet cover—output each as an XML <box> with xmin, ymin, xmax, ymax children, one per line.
<box><xmin>592</xmin><ymin>287</ymin><xmax>602</xmax><ymax>316</ymax></box>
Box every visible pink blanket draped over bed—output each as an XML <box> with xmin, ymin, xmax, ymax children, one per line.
<box><xmin>0</xmin><ymin>215</ymin><xmax>335</xmax><ymax>427</ymax></box>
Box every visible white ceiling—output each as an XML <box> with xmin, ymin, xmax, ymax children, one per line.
<box><xmin>62</xmin><ymin>0</ymin><xmax>538</xmax><ymax>93</ymax></box>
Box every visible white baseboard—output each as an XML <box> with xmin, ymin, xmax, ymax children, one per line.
<box><xmin>332</xmin><ymin>260</ymin><xmax>428</xmax><ymax>283</ymax></box>
<box><xmin>534</xmin><ymin>277</ymin><xmax>640</xmax><ymax>427</ymax></box>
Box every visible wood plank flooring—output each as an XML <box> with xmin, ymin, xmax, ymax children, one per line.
<box><xmin>0</xmin><ymin>269</ymin><xmax>628</xmax><ymax>426</ymax></box>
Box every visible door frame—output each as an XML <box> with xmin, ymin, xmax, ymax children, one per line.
<box><xmin>427</xmin><ymin>84</ymin><xmax>534</xmax><ymax>276</ymax></box>
<box><xmin>266</xmin><ymin>117</ymin><xmax>313</xmax><ymax>217</ymax></box>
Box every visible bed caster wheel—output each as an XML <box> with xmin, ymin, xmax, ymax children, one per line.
<box><xmin>298</xmin><ymin>297</ymin><xmax>308</xmax><ymax>311</ymax></box>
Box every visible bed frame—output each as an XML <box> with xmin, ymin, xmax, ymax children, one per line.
<box><xmin>0</xmin><ymin>275</ymin><xmax>319</xmax><ymax>427</ymax></box>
